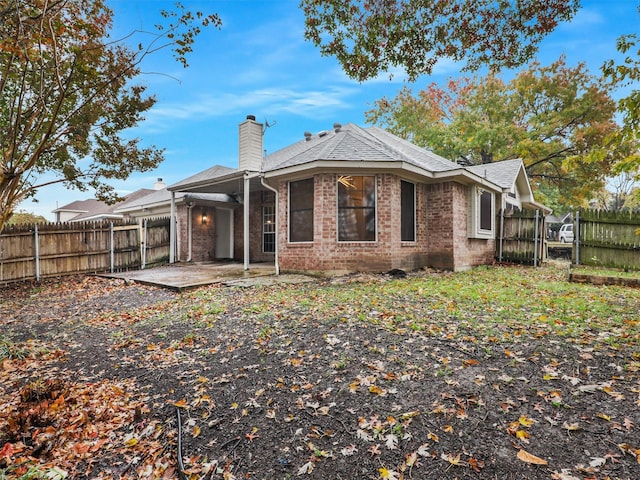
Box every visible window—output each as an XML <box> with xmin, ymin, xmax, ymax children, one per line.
<box><xmin>401</xmin><ymin>180</ymin><xmax>415</xmax><ymax>242</ymax></box>
<box><xmin>338</xmin><ymin>175</ymin><xmax>376</xmax><ymax>241</ymax></box>
<box><xmin>468</xmin><ymin>186</ymin><xmax>495</xmax><ymax>238</ymax></box>
<box><xmin>479</xmin><ymin>190</ymin><xmax>492</xmax><ymax>232</ymax></box>
<box><xmin>289</xmin><ymin>178</ymin><xmax>314</xmax><ymax>242</ymax></box>
<box><xmin>263</xmin><ymin>205</ymin><xmax>275</xmax><ymax>253</ymax></box>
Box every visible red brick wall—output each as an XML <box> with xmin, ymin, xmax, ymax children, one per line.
<box><xmin>276</xmin><ymin>175</ymin><xmax>495</xmax><ymax>273</ymax></box>
<box><xmin>450</xmin><ymin>182</ymin><xmax>495</xmax><ymax>270</ymax></box>
<box><xmin>232</xmin><ymin>191</ymin><xmax>275</xmax><ymax>263</ymax></box>
<box><xmin>278</xmin><ymin>173</ymin><xmax>429</xmax><ymax>273</ymax></box>
<box><xmin>177</xmin><ymin>205</ymin><xmax>215</xmax><ymax>262</ymax></box>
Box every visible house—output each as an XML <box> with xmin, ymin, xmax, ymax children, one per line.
<box><xmin>160</xmin><ymin>115</ymin><xmax>549</xmax><ymax>274</ymax></box>
<box><xmin>114</xmin><ymin>183</ymin><xmax>238</xmax><ymax>262</ymax></box>
<box><xmin>52</xmin><ymin>179</ymin><xmax>166</xmax><ymax>222</ymax></box>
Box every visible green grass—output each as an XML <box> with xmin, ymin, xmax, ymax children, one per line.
<box><xmin>219</xmin><ymin>264</ymin><xmax>640</xmax><ymax>351</ymax></box>
<box><xmin>571</xmin><ymin>264</ymin><xmax>640</xmax><ymax>279</ymax></box>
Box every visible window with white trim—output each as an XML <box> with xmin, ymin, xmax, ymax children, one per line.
<box><xmin>468</xmin><ymin>186</ymin><xmax>495</xmax><ymax>239</ymax></box>
<box><xmin>337</xmin><ymin>175</ymin><xmax>376</xmax><ymax>241</ymax></box>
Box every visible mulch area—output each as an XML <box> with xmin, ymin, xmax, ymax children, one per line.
<box><xmin>1</xmin><ymin>272</ymin><xmax>639</xmax><ymax>479</ymax></box>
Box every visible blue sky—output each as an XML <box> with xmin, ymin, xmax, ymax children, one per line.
<box><xmin>21</xmin><ymin>0</ymin><xmax>639</xmax><ymax>220</ymax></box>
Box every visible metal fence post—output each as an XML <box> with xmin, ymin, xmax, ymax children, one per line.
<box><xmin>533</xmin><ymin>210</ymin><xmax>539</xmax><ymax>267</ymax></box>
<box><xmin>142</xmin><ymin>219</ymin><xmax>147</xmax><ymax>270</ymax></box>
<box><xmin>499</xmin><ymin>208</ymin><xmax>504</xmax><ymax>263</ymax></box>
<box><xmin>34</xmin><ymin>225</ymin><xmax>40</xmax><ymax>281</ymax></box>
<box><xmin>575</xmin><ymin>210</ymin><xmax>580</xmax><ymax>265</ymax></box>
<box><xmin>110</xmin><ymin>222</ymin><xmax>114</xmax><ymax>273</ymax></box>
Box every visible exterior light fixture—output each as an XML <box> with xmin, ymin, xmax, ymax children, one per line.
<box><xmin>202</xmin><ymin>213</ymin><xmax>208</xmax><ymax>225</ymax></box>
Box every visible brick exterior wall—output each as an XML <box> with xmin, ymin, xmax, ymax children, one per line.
<box><xmin>274</xmin><ymin>174</ymin><xmax>495</xmax><ymax>273</ymax></box>
<box><xmin>232</xmin><ymin>190</ymin><xmax>275</xmax><ymax>263</ymax></box>
<box><xmin>176</xmin><ymin>204</ymin><xmax>216</xmax><ymax>262</ymax></box>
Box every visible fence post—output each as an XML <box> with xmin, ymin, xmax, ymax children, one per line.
<box><xmin>110</xmin><ymin>222</ymin><xmax>114</xmax><ymax>273</ymax></box>
<box><xmin>575</xmin><ymin>211</ymin><xmax>580</xmax><ymax>266</ymax></box>
<box><xmin>533</xmin><ymin>210</ymin><xmax>539</xmax><ymax>267</ymax></box>
<box><xmin>142</xmin><ymin>219</ymin><xmax>147</xmax><ymax>270</ymax></box>
<box><xmin>34</xmin><ymin>225</ymin><xmax>40</xmax><ymax>281</ymax></box>
<box><xmin>499</xmin><ymin>208</ymin><xmax>504</xmax><ymax>263</ymax></box>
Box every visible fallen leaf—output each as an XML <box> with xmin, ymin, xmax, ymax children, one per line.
<box><xmin>518</xmin><ymin>415</ymin><xmax>535</xmax><ymax>427</ymax></box>
<box><xmin>406</xmin><ymin>451</ymin><xmax>418</xmax><ymax>467</ymax></box>
<box><xmin>297</xmin><ymin>461</ymin><xmax>314</xmax><ymax>475</ymax></box>
<box><xmin>441</xmin><ymin>452</ymin><xmax>465</xmax><ymax>466</ymax></box>
<box><xmin>562</xmin><ymin>422</ymin><xmax>580</xmax><ymax>431</ymax></box>
<box><xmin>517</xmin><ymin>449</ymin><xmax>548</xmax><ymax>465</ymax></box>
<box><xmin>378</xmin><ymin>467</ymin><xmax>400</xmax><ymax>480</ymax></box>
<box><xmin>341</xmin><ymin>444</ymin><xmax>357</xmax><ymax>456</ymax></box>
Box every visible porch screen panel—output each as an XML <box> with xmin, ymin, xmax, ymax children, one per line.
<box><xmin>401</xmin><ymin>180</ymin><xmax>415</xmax><ymax>241</ymax></box>
<box><xmin>289</xmin><ymin>178</ymin><xmax>314</xmax><ymax>242</ymax></box>
<box><xmin>338</xmin><ymin>175</ymin><xmax>376</xmax><ymax>241</ymax></box>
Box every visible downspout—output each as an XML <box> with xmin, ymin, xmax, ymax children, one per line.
<box><xmin>261</xmin><ymin>176</ymin><xmax>280</xmax><ymax>275</ymax></box>
<box><xmin>243</xmin><ymin>173</ymin><xmax>250</xmax><ymax>271</ymax></box>
<box><xmin>187</xmin><ymin>202</ymin><xmax>194</xmax><ymax>262</ymax></box>
<box><xmin>170</xmin><ymin>191</ymin><xmax>176</xmax><ymax>263</ymax></box>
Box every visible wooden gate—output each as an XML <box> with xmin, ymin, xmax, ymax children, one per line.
<box><xmin>497</xmin><ymin>209</ymin><xmax>546</xmax><ymax>265</ymax></box>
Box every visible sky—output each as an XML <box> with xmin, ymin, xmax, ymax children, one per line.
<box><xmin>18</xmin><ymin>0</ymin><xmax>640</xmax><ymax>220</ymax></box>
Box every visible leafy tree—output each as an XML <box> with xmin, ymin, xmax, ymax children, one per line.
<box><xmin>366</xmin><ymin>58</ymin><xmax>623</xmax><ymax>207</ymax></box>
<box><xmin>0</xmin><ymin>0</ymin><xmax>220</xmax><ymax>231</ymax></box>
<box><xmin>301</xmin><ymin>0</ymin><xmax>579</xmax><ymax>81</ymax></box>
<box><xmin>603</xmin><ymin>32</ymin><xmax>640</xmax><ymax>177</ymax></box>
<box><xmin>6</xmin><ymin>209</ymin><xmax>47</xmax><ymax>225</ymax></box>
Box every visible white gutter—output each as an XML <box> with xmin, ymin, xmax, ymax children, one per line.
<box><xmin>243</xmin><ymin>173</ymin><xmax>250</xmax><ymax>271</ymax></box>
<box><xmin>260</xmin><ymin>176</ymin><xmax>280</xmax><ymax>275</ymax></box>
<box><xmin>187</xmin><ymin>202</ymin><xmax>194</xmax><ymax>262</ymax></box>
<box><xmin>169</xmin><ymin>191</ymin><xmax>176</xmax><ymax>263</ymax></box>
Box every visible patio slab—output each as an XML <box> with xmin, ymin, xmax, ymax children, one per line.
<box><xmin>100</xmin><ymin>262</ymin><xmax>281</xmax><ymax>291</ymax></box>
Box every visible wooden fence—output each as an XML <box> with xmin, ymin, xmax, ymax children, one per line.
<box><xmin>0</xmin><ymin>218</ymin><xmax>170</xmax><ymax>284</ymax></box>
<box><xmin>497</xmin><ymin>208</ymin><xmax>546</xmax><ymax>266</ymax></box>
<box><xmin>575</xmin><ymin>209</ymin><xmax>640</xmax><ymax>270</ymax></box>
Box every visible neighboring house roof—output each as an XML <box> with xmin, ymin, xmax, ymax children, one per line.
<box><xmin>114</xmin><ymin>188</ymin><xmax>236</xmax><ymax>214</ymax></box>
<box><xmin>53</xmin><ymin>189</ymin><xmax>155</xmax><ymax>221</ymax></box>
<box><xmin>52</xmin><ymin>199</ymin><xmax>103</xmax><ymax>215</ymax></box>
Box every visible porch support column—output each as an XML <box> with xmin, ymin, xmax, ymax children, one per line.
<box><xmin>243</xmin><ymin>173</ymin><xmax>250</xmax><ymax>271</ymax></box>
<box><xmin>169</xmin><ymin>191</ymin><xmax>176</xmax><ymax>263</ymax></box>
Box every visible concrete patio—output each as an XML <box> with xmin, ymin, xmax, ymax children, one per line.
<box><xmin>101</xmin><ymin>262</ymin><xmax>282</xmax><ymax>291</ymax></box>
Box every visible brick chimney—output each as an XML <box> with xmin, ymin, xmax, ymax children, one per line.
<box><xmin>239</xmin><ymin>114</ymin><xmax>263</xmax><ymax>172</ymax></box>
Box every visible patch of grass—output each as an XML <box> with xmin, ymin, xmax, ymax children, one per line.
<box><xmin>0</xmin><ymin>336</ymin><xmax>31</xmax><ymax>360</ymax></box>
<box><xmin>571</xmin><ymin>264</ymin><xmax>640</xmax><ymax>279</ymax></box>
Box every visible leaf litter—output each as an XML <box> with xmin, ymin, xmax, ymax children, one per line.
<box><xmin>0</xmin><ymin>264</ymin><xmax>639</xmax><ymax>479</ymax></box>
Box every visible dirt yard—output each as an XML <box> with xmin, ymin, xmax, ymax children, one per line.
<box><xmin>1</xmin><ymin>266</ymin><xmax>639</xmax><ymax>479</ymax></box>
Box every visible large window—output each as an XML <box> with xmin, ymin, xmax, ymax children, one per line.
<box><xmin>401</xmin><ymin>180</ymin><xmax>415</xmax><ymax>242</ymax></box>
<box><xmin>289</xmin><ymin>178</ymin><xmax>314</xmax><ymax>242</ymax></box>
<box><xmin>338</xmin><ymin>175</ymin><xmax>376</xmax><ymax>241</ymax></box>
<box><xmin>263</xmin><ymin>205</ymin><xmax>275</xmax><ymax>253</ymax></box>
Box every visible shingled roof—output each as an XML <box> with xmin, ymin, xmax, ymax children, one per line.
<box><xmin>263</xmin><ymin>123</ymin><xmax>459</xmax><ymax>173</ymax></box>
